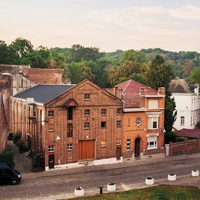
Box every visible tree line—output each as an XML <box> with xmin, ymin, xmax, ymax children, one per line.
<box><xmin>2</xmin><ymin>37</ymin><xmax>199</xmax><ymax>139</ymax></box>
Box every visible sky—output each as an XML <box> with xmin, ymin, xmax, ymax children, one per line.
<box><xmin>1</xmin><ymin>0</ymin><xmax>200</xmax><ymax>52</ymax></box>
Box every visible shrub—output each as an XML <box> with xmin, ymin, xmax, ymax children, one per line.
<box><xmin>0</xmin><ymin>150</ymin><xmax>15</xmax><ymax>169</ymax></box>
<box><xmin>16</xmin><ymin>139</ymin><xmax>28</xmax><ymax>153</ymax></box>
<box><xmin>13</xmin><ymin>131</ymin><xmax>22</xmax><ymax>144</ymax></box>
<box><xmin>176</xmin><ymin>136</ymin><xmax>189</xmax><ymax>142</ymax></box>
<box><xmin>7</xmin><ymin>131</ymin><xmax>13</xmax><ymax>140</ymax></box>
<box><xmin>164</xmin><ymin>132</ymin><xmax>176</xmax><ymax>144</ymax></box>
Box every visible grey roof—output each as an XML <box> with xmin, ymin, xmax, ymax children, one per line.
<box><xmin>14</xmin><ymin>84</ymin><xmax>75</xmax><ymax>104</ymax></box>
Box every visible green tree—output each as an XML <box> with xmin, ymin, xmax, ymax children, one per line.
<box><xmin>187</xmin><ymin>67</ymin><xmax>200</xmax><ymax>85</ymax></box>
<box><xmin>8</xmin><ymin>37</ymin><xmax>33</xmax><ymax>65</ymax></box>
<box><xmin>29</xmin><ymin>46</ymin><xmax>49</xmax><ymax>68</ymax></box>
<box><xmin>145</xmin><ymin>55</ymin><xmax>176</xmax><ymax>135</ymax></box>
<box><xmin>0</xmin><ymin>40</ymin><xmax>10</xmax><ymax>64</ymax></box>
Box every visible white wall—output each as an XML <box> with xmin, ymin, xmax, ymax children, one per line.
<box><xmin>172</xmin><ymin>94</ymin><xmax>200</xmax><ymax>130</ymax></box>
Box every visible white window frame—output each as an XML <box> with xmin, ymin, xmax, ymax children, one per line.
<box><xmin>84</xmin><ymin>109</ymin><xmax>90</xmax><ymax>116</ymax></box>
<box><xmin>48</xmin><ymin>145</ymin><xmax>55</xmax><ymax>152</ymax></box>
<box><xmin>148</xmin><ymin>116</ymin><xmax>158</xmax><ymax>129</ymax></box>
<box><xmin>84</xmin><ymin>122</ymin><xmax>90</xmax><ymax>129</ymax></box>
<box><xmin>67</xmin><ymin>144</ymin><xmax>73</xmax><ymax>150</ymax></box>
<box><xmin>147</xmin><ymin>136</ymin><xmax>157</xmax><ymax>149</ymax></box>
<box><xmin>180</xmin><ymin>116</ymin><xmax>185</xmax><ymax>126</ymax></box>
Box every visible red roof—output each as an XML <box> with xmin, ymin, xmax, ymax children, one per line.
<box><xmin>115</xmin><ymin>79</ymin><xmax>157</xmax><ymax>108</ymax></box>
<box><xmin>176</xmin><ymin>128</ymin><xmax>200</xmax><ymax>139</ymax></box>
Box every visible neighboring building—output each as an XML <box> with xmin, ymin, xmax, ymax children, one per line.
<box><xmin>0</xmin><ymin>65</ymin><xmax>64</xmax><ymax>152</ymax></box>
<box><xmin>0</xmin><ymin>93</ymin><xmax>7</xmax><ymax>152</ymax></box>
<box><xmin>116</xmin><ymin>80</ymin><xmax>166</xmax><ymax>158</ymax></box>
<box><xmin>10</xmin><ymin>79</ymin><xmax>123</xmax><ymax>170</ymax></box>
<box><xmin>22</xmin><ymin>68</ymin><xmax>63</xmax><ymax>84</ymax></box>
<box><xmin>169</xmin><ymin>77</ymin><xmax>200</xmax><ymax>130</ymax></box>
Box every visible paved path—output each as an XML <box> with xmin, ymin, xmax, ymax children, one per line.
<box><xmin>7</xmin><ymin>140</ymin><xmax>32</xmax><ymax>173</ymax></box>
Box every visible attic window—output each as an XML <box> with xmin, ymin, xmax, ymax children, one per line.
<box><xmin>84</xmin><ymin>94</ymin><xmax>90</xmax><ymax>100</ymax></box>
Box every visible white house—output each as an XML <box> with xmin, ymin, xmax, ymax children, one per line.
<box><xmin>169</xmin><ymin>77</ymin><xmax>200</xmax><ymax>130</ymax></box>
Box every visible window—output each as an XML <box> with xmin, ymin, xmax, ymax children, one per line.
<box><xmin>101</xmin><ymin>121</ymin><xmax>106</xmax><ymax>128</ymax></box>
<box><xmin>48</xmin><ymin>145</ymin><xmax>55</xmax><ymax>152</ymax></box>
<box><xmin>148</xmin><ymin>117</ymin><xmax>158</xmax><ymax>129</ymax></box>
<box><xmin>84</xmin><ymin>109</ymin><xmax>90</xmax><ymax>116</ymax></box>
<box><xmin>117</xmin><ymin>108</ymin><xmax>122</xmax><ymax>114</ymax></box>
<box><xmin>48</xmin><ymin>125</ymin><xmax>54</xmax><ymax>132</ymax></box>
<box><xmin>48</xmin><ymin>111</ymin><xmax>54</xmax><ymax>117</ymax></box>
<box><xmin>116</xmin><ymin>120</ymin><xmax>122</xmax><ymax>127</ymax></box>
<box><xmin>101</xmin><ymin>109</ymin><xmax>106</xmax><ymax>115</ymax></box>
<box><xmin>148</xmin><ymin>100</ymin><xmax>158</xmax><ymax>109</ymax></box>
<box><xmin>67</xmin><ymin>143</ymin><xmax>73</xmax><ymax>150</ymax></box>
<box><xmin>180</xmin><ymin>116</ymin><xmax>185</xmax><ymax>126</ymax></box>
<box><xmin>67</xmin><ymin>107</ymin><xmax>73</xmax><ymax>120</ymax></box>
<box><xmin>84</xmin><ymin>122</ymin><xmax>90</xmax><ymax>129</ymax></box>
<box><xmin>147</xmin><ymin>137</ymin><xmax>157</xmax><ymax>149</ymax></box>
<box><xmin>126</xmin><ymin>139</ymin><xmax>131</xmax><ymax>152</ymax></box>
<box><xmin>67</xmin><ymin>123</ymin><xmax>73</xmax><ymax>137</ymax></box>
<box><xmin>116</xmin><ymin>139</ymin><xmax>121</xmax><ymax>146</ymax></box>
<box><xmin>101</xmin><ymin>141</ymin><xmax>106</xmax><ymax>148</ymax></box>
<box><xmin>84</xmin><ymin>94</ymin><xmax>90</xmax><ymax>100</ymax></box>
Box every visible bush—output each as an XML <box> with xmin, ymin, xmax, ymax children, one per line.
<box><xmin>0</xmin><ymin>150</ymin><xmax>15</xmax><ymax>169</ymax></box>
<box><xmin>13</xmin><ymin>131</ymin><xmax>22</xmax><ymax>144</ymax></box>
<box><xmin>7</xmin><ymin>131</ymin><xmax>13</xmax><ymax>140</ymax></box>
<box><xmin>164</xmin><ymin>132</ymin><xmax>176</xmax><ymax>144</ymax></box>
<box><xmin>176</xmin><ymin>136</ymin><xmax>189</xmax><ymax>142</ymax></box>
<box><xmin>16</xmin><ymin>139</ymin><xmax>28</xmax><ymax>153</ymax></box>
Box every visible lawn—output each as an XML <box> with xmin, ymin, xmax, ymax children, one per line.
<box><xmin>68</xmin><ymin>185</ymin><xmax>200</xmax><ymax>200</ymax></box>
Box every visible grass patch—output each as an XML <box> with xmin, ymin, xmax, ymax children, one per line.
<box><xmin>68</xmin><ymin>185</ymin><xmax>200</xmax><ymax>200</ymax></box>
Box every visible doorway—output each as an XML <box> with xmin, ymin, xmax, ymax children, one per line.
<box><xmin>48</xmin><ymin>154</ymin><xmax>54</xmax><ymax>169</ymax></box>
<box><xmin>134</xmin><ymin>137</ymin><xmax>141</xmax><ymax>157</ymax></box>
<box><xmin>116</xmin><ymin>147</ymin><xmax>121</xmax><ymax>160</ymax></box>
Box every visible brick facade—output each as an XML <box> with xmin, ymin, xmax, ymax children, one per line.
<box><xmin>10</xmin><ymin>79</ymin><xmax>123</xmax><ymax>170</ymax></box>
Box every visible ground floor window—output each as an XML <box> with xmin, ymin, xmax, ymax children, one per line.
<box><xmin>147</xmin><ymin>136</ymin><xmax>157</xmax><ymax>149</ymax></box>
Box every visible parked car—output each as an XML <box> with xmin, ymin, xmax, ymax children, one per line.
<box><xmin>0</xmin><ymin>162</ymin><xmax>21</xmax><ymax>185</ymax></box>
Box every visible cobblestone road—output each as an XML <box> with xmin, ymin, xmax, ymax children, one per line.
<box><xmin>1</xmin><ymin>141</ymin><xmax>200</xmax><ymax>200</ymax></box>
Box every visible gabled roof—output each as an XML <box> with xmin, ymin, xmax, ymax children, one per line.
<box><xmin>169</xmin><ymin>77</ymin><xmax>194</xmax><ymax>93</ymax></box>
<box><xmin>176</xmin><ymin>128</ymin><xmax>200</xmax><ymax>139</ymax></box>
<box><xmin>115</xmin><ymin>79</ymin><xmax>157</xmax><ymax>108</ymax></box>
<box><xmin>14</xmin><ymin>84</ymin><xmax>75</xmax><ymax>104</ymax></box>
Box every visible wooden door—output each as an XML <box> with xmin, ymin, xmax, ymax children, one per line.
<box><xmin>78</xmin><ymin>140</ymin><xmax>95</xmax><ymax>160</ymax></box>
<box><xmin>134</xmin><ymin>137</ymin><xmax>141</xmax><ymax>157</ymax></box>
<box><xmin>116</xmin><ymin>147</ymin><xmax>121</xmax><ymax>160</ymax></box>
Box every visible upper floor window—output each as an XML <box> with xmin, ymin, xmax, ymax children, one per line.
<box><xmin>84</xmin><ymin>94</ymin><xmax>90</xmax><ymax>100</ymax></box>
<box><xmin>148</xmin><ymin>116</ymin><xmax>158</xmax><ymax>129</ymax></box>
<box><xmin>148</xmin><ymin>100</ymin><xmax>158</xmax><ymax>109</ymax></box>
<box><xmin>180</xmin><ymin>116</ymin><xmax>185</xmax><ymax>126</ymax></box>
<box><xmin>48</xmin><ymin>111</ymin><xmax>54</xmax><ymax>117</ymax></box>
<box><xmin>84</xmin><ymin>122</ymin><xmax>90</xmax><ymax>129</ymax></box>
<box><xmin>84</xmin><ymin>109</ymin><xmax>90</xmax><ymax>116</ymax></box>
<box><xmin>67</xmin><ymin>123</ymin><xmax>73</xmax><ymax>137</ymax></box>
<box><xmin>116</xmin><ymin>120</ymin><xmax>122</xmax><ymax>127</ymax></box>
<box><xmin>48</xmin><ymin>125</ymin><xmax>54</xmax><ymax>132</ymax></box>
<box><xmin>117</xmin><ymin>108</ymin><xmax>122</xmax><ymax>114</ymax></box>
<box><xmin>67</xmin><ymin>107</ymin><xmax>73</xmax><ymax>120</ymax></box>
<box><xmin>101</xmin><ymin>109</ymin><xmax>106</xmax><ymax>115</ymax></box>
<box><xmin>101</xmin><ymin>121</ymin><xmax>106</xmax><ymax>128</ymax></box>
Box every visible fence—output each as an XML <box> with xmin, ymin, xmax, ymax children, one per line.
<box><xmin>168</xmin><ymin>139</ymin><xmax>200</xmax><ymax>156</ymax></box>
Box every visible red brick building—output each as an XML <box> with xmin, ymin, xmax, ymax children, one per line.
<box><xmin>0</xmin><ymin>65</ymin><xmax>64</xmax><ymax>153</ymax></box>
<box><xmin>10</xmin><ymin>79</ymin><xmax>123</xmax><ymax>170</ymax></box>
<box><xmin>116</xmin><ymin>80</ymin><xmax>165</xmax><ymax>158</ymax></box>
